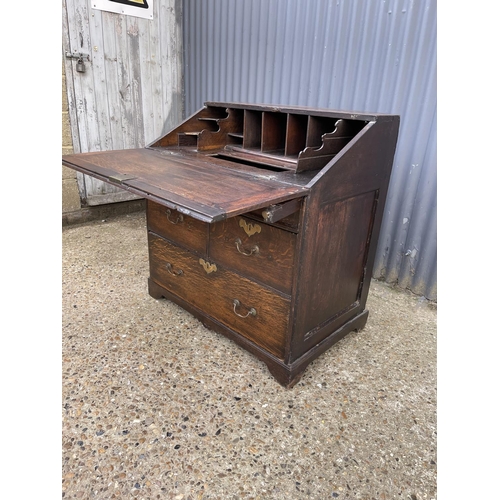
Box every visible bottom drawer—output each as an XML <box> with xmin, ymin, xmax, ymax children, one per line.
<box><xmin>148</xmin><ymin>232</ymin><xmax>290</xmax><ymax>359</ymax></box>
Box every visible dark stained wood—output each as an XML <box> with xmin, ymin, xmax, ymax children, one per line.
<box><xmin>213</xmin><ymin>149</ymin><xmax>297</xmax><ymax>171</ymax></box>
<box><xmin>146</xmin><ymin>200</ymin><xmax>208</xmax><ymax>256</ymax></box>
<box><xmin>209</xmin><ymin>215</ymin><xmax>297</xmax><ymax>294</ymax></box>
<box><xmin>148</xmin><ymin>232</ymin><xmax>290</xmax><ymax>358</ymax></box>
<box><xmin>283</xmin><ymin>310</ymin><xmax>370</xmax><ymax>387</ymax></box>
<box><xmin>304</xmin><ymin>119</ymin><xmax>399</xmax><ymax>201</ymax></box>
<box><xmin>285</xmin><ymin>114</ymin><xmax>308</xmax><ymax>156</ymax></box>
<box><xmin>295</xmin><ymin>136</ymin><xmax>351</xmax><ymax>172</ymax></box>
<box><xmin>331</xmin><ymin>118</ymin><xmax>367</xmax><ymax>137</ymax></box>
<box><xmin>205</xmin><ymin>101</ymin><xmax>384</xmax><ymax>122</ymax></box>
<box><xmin>290</xmin><ymin>115</ymin><xmax>400</xmax><ymax>361</ymax></box>
<box><xmin>149</xmin><ymin>105</ymin><xmax>228</xmax><ymax>148</ymax></box>
<box><xmin>306</xmin><ymin>116</ymin><xmax>338</xmax><ymax>147</ymax></box>
<box><xmin>246</xmin><ymin>208</ymin><xmax>301</xmax><ymax>233</ymax></box>
<box><xmin>148</xmin><ymin>277</ymin><xmax>369</xmax><ymax>388</ymax></box>
<box><xmin>294</xmin><ymin>191</ymin><xmax>377</xmax><ymax>345</ymax></box>
<box><xmin>243</xmin><ymin>110</ymin><xmax>262</xmax><ymax>149</ymax></box>
<box><xmin>260</xmin><ymin>198</ymin><xmax>302</xmax><ymax>224</ymax></box>
<box><xmin>262</xmin><ymin>111</ymin><xmax>287</xmax><ymax>153</ymax></box>
<box><xmin>295</xmin><ymin>118</ymin><xmax>368</xmax><ymax>172</ymax></box>
<box><xmin>197</xmin><ymin>108</ymin><xmax>245</xmax><ymax>151</ymax></box>
<box><xmin>62</xmin><ymin>101</ymin><xmax>400</xmax><ymax>387</ymax></box>
<box><xmin>62</xmin><ymin>147</ymin><xmax>309</xmax><ymax>223</ymax></box>
<box><xmin>148</xmin><ymin>277</ymin><xmax>293</xmax><ymax>381</ymax></box>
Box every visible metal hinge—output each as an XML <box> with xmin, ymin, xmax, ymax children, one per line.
<box><xmin>65</xmin><ymin>51</ymin><xmax>90</xmax><ymax>61</ymax></box>
<box><xmin>108</xmin><ymin>174</ymin><xmax>138</xmax><ymax>184</ymax></box>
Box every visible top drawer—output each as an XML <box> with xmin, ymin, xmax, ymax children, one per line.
<box><xmin>209</xmin><ymin>215</ymin><xmax>297</xmax><ymax>294</ymax></box>
<box><xmin>147</xmin><ymin>200</ymin><xmax>208</xmax><ymax>255</ymax></box>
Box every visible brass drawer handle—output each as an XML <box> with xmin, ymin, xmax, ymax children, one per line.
<box><xmin>232</xmin><ymin>299</ymin><xmax>257</xmax><ymax>318</ymax></box>
<box><xmin>165</xmin><ymin>262</ymin><xmax>183</xmax><ymax>276</ymax></box>
<box><xmin>235</xmin><ymin>238</ymin><xmax>259</xmax><ymax>256</ymax></box>
<box><xmin>165</xmin><ymin>209</ymin><xmax>184</xmax><ymax>225</ymax></box>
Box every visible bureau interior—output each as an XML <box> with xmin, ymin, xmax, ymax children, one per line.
<box><xmin>149</xmin><ymin>105</ymin><xmax>368</xmax><ymax>173</ymax></box>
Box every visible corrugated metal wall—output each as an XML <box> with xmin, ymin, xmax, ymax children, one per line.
<box><xmin>182</xmin><ymin>0</ymin><xmax>437</xmax><ymax>300</ymax></box>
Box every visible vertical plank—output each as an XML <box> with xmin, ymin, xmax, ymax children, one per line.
<box><xmin>64</xmin><ymin>0</ymin><xmax>90</xmax><ymax>154</ymax></box>
<box><xmin>88</xmin><ymin>8</ymin><xmax>112</xmax><ymax>151</ymax></box>
<box><xmin>126</xmin><ymin>15</ymin><xmax>145</xmax><ymax>148</ymax></box>
<box><xmin>114</xmin><ymin>14</ymin><xmax>137</xmax><ymax>149</ymax></box>
<box><xmin>101</xmin><ymin>11</ymin><xmax>125</xmax><ymax>151</ymax></box>
<box><xmin>137</xmin><ymin>5</ymin><xmax>171</xmax><ymax>143</ymax></box>
<box><xmin>135</xmin><ymin>17</ymin><xmax>152</xmax><ymax>142</ymax></box>
<box><xmin>76</xmin><ymin>2</ymin><xmax>101</xmax><ymax>153</ymax></box>
<box><xmin>158</xmin><ymin>0</ymin><xmax>184</xmax><ymax>133</ymax></box>
<box><xmin>62</xmin><ymin>0</ymin><xmax>81</xmax><ymax>154</ymax></box>
<box><xmin>65</xmin><ymin>0</ymin><xmax>102</xmax><ymax>199</ymax></box>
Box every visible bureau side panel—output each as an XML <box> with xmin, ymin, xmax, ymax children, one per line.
<box><xmin>290</xmin><ymin>117</ymin><xmax>400</xmax><ymax>360</ymax></box>
<box><xmin>295</xmin><ymin>192</ymin><xmax>377</xmax><ymax>342</ymax></box>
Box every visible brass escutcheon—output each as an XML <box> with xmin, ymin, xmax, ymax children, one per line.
<box><xmin>199</xmin><ymin>258</ymin><xmax>217</xmax><ymax>274</ymax></box>
<box><xmin>239</xmin><ymin>219</ymin><xmax>261</xmax><ymax>237</ymax></box>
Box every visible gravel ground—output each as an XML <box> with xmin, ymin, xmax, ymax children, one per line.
<box><xmin>62</xmin><ymin>211</ymin><xmax>437</xmax><ymax>500</ymax></box>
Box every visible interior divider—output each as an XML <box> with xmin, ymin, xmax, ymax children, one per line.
<box><xmin>243</xmin><ymin>110</ymin><xmax>262</xmax><ymax>149</ymax></box>
<box><xmin>306</xmin><ymin>116</ymin><xmax>339</xmax><ymax>148</ymax></box>
<box><xmin>285</xmin><ymin>114</ymin><xmax>309</xmax><ymax>156</ymax></box>
<box><xmin>261</xmin><ymin>112</ymin><xmax>287</xmax><ymax>153</ymax></box>
<box><xmin>226</xmin><ymin>108</ymin><xmax>244</xmax><ymax>145</ymax></box>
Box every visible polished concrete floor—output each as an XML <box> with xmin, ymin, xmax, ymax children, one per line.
<box><xmin>62</xmin><ymin>211</ymin><xmax>437</xmax><ymax>499</ymax></box>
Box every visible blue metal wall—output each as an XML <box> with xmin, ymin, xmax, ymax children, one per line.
<box><xmin>182</xmin><ymin>0</ymin><xmax>437</xmax><ymax>300</ymax></box>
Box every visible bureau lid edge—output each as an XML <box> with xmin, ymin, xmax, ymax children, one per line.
<box><xmin>62</xmin><ymin>151</ymin><xmax>309</xmax><ymax>223</ymax></box>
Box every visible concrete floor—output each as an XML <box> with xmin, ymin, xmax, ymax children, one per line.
<box><xmin>62</xmin><ymin>211</ymin><xmax>437</xmax><ymax>500</ymax></box>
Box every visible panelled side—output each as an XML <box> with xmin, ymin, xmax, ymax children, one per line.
<box><xmin>290</xmin><ymin>117</ymin><xmax>400</xmax><ymax>360</ymax></box>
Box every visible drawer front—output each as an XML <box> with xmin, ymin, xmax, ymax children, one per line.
<box><xmin>149</xmin><ymin>233</ymin><xmax>289</xmax><ymax>359</ymax></box>
<box><xmin>147</xmin><ymin>200</ymin><xmax>208</xmax><ymax>255</ymax></box>
<box><xmin>209</xmin><ymin>216</ymin><xmax>296</xmax><ymax>294</ymax></box>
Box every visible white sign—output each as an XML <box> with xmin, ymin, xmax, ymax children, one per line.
<box><xmin>92</xmin><ymin>0</ymin><xmax>154</xmax><ymax>20</ymax></box>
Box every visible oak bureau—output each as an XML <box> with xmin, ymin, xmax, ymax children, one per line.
<box><xmin>62</xmin><ymin>102</ymin><xmax>400</xmax><ymax>387</ymax></box>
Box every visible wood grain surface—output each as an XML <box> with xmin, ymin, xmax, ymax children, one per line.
<box><xmin>148</xmin><ymin>232</ymin><xmax>290</xmax><ymax>358</ymax></box>
<box><xmin>209</xmin><ymin>216</ymin><xmax>297</xmax><ymax>294</ymax></box>
<box><xmin>147</xmin><ymin>201</ymin><xmax>208</xmax><ymax>256</ymax></box>
<box><xmin>62</xmin><ymin>148</ymin><xmax>308</xmax><ymax>222</ymax></box>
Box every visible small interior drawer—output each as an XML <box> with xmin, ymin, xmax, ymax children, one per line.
<box><xmin>148</xmin><ymin>232</ymin><xmax>289</xmax><ymax>358</ymax></box>
<box><xmin>147</xmin><ymin>200</ymin><xmax>208</xmax><ymax>255</ymax></box>
<box><xmin>209</xmin><ymin>215</ymin><xmax>296</xmax><ymax>294</ymax></box>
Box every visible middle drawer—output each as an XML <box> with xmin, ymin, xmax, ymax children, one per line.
<box><xmin>209</xmin><ymin>215</ymin><xmax>297</xmax><ymax>294</ymax></box>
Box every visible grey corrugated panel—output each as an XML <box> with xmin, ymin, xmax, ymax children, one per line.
<box><xmin>182</xmin><ymin>0</ymin><xmax>437</xmax><ymax>300</ymax></box>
